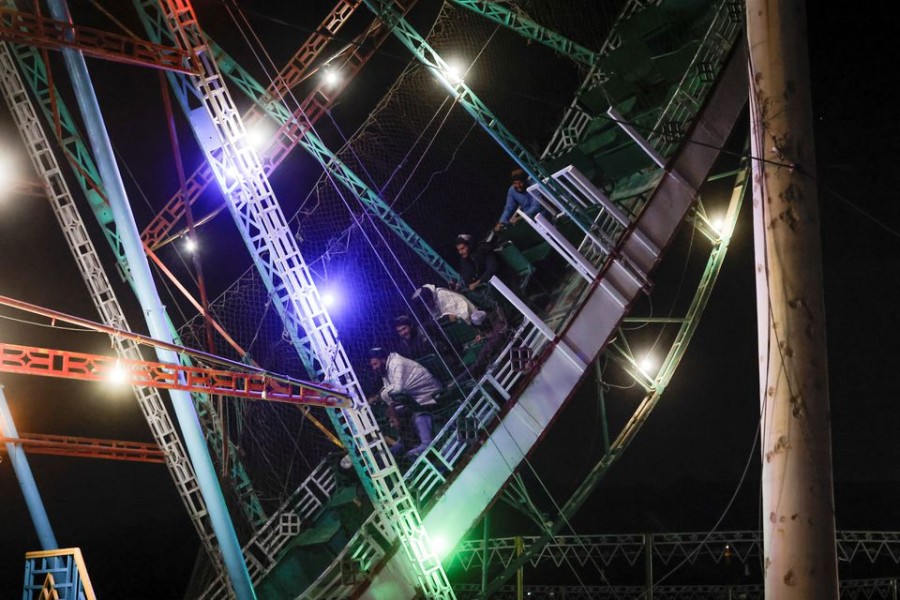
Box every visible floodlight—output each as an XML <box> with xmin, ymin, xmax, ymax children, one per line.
<box><xmin>321</xmin><ymin>290</ymin><xmax>337</xmax><ymax>308</ymax></box>
<box><xmin>323</xmin><ymin>69</ymin><xmax>341</xmax><ymax>88</ymax></box>
<box><xmin>109</xmin><ymin>359</ymin><xmax>128</xmax><ymax>385</ymax></box>
<box><xmin>246</xmin><ymin>121</ymin><xmax>272</xmax><ymax>150</ymax></box>
<box><xmin>444</xmin><ymin>60</ymin><xmax>466</xmax><ymax>85</ymax></box>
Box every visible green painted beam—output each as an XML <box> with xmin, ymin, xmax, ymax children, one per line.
<box><xmin>448</xmin><ymin>0</ymin><xmax>597</xmax><ymax>67</ymax></box>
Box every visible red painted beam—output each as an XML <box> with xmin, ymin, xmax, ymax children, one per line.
<box><xmin>0</xmin><ymin>342</ymin><xmax>349</xmax><ymax>409</ymax></box>
<box><xmin>1</xmin><ymin>433</ymin><xmax>166</xmax><ymax>464</ymax></box>
<box><xmin>0</xmin><ymin>7</ymin><xmax>196</xmax><ymax>74</ymax></box>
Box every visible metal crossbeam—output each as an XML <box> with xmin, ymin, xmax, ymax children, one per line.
<box><xmin>0</xmin><ymin>342</ymin><xmax>349</xmax><ymax>408</ymax></box>
<box><xmin>448</xmin><ymin>0</ymin><xmax>598</xmax><ymax>66</ymax></box>
<box><xmin>452</xmin><ymin>531</ymin><xmax>900</xmax><ymax>571</ymax></box>
<box><xmin>0</xmin><ymin>433</ymin><xmax>166</xmax><ymax>463</ymax></box>
<box><xmin>0</xmin><ymin>6</ymin><xmax>194</xmax><ymax>73</ymax></box>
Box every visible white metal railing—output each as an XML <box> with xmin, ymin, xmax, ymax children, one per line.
<box><xmin>199</xmin><ymin>458</ymin><xmax>338</xmax><ymax>599</ymax></box>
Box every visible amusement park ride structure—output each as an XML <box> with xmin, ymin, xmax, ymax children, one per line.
<box><xmin>0</xmin><ymin>0</ymin><xmax>893</xmax><ymax>599</ymax></box>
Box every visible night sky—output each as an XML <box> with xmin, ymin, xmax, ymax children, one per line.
<box><xmin>2</xmin><ymin>1</ymin><xmax>899</xmax><ymax>598</ymax></box>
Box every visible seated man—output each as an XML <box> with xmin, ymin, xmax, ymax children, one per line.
<box><xmin>455</xmin><ymin>233</ymin><xmax>499</xmax><ymax>291</ymax></box>
<box><xmin>391</xmin><ymin>314</ymin><xmax>433</xmax><ymax>360</ymax></box>
<box><xmin>367</xmin><ymin>347</ymin><xmax>441</xmax><ymax>458</ymax></box>
<box><xmin>494</xmin><ymin>168</ymin><xmax>546</xmax><ymax>231</ymax></box>
<box><xmin>468</xmin><ymin>308</ymin><xmax>509</xmax><ymax>375</ymax></box>
<box><xmin>412</xmin><ymin>283</ymin><xmax>477</xmax><ymax>324</ymax></box>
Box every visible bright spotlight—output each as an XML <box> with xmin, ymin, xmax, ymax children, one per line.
<box><xmin>710</xmin><ymin>215</ymin><xmax>725</xmax><ymax>233</ymax></box>
<box><xmin>639</xmin><ymin>354</ymin><xmax>656</xmax><ymax>373</ymax></box>
<box><xmin>429</xmin><ymin>534</ymin><xmax>449</xmax><ymax>558</ymax></box>
<box><xmin>184</xmin><ymin>237</ymin><xmax>198</xmax><ymax>253</ymax></box>
<box><xmin>246</xmin><ymin>122</ymin><xmax>272</xmax><ymax>150</ymax></box>
<box><xmin>321</xmin><ymin>290</ymin><xmax>337</xmax><ymax>308</ymax></box>
<box><xmin>0</xmin><ymin>155</ymin><xmax>12</xmax><ymax>191</ymax></box>
<box><xmin>323</xmin><ymin>69</ymin><xmax>341</xmax><ymax>88</ymax></box>
<box><xmin>109</xmin><ymin>359</ymin><xmax>128</xmax><ymax>385</ymax></box>
<box><xmin>444</xmin><ymin>60</ymin><xmax>466</xmax><ymax>85</ymax></box>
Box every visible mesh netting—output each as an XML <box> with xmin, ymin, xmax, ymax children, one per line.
<box><xmin>177</xmin><ymin>0</ymin><xmax>630</xmax><ymax>517</ymax></box>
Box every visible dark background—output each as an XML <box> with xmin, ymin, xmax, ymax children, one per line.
<box><xmin>1</xmin><ymin>1</ymin><xmax>899</xmax><ymax>597</ymax></box>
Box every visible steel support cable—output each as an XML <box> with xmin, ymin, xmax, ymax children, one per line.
<box><xmin>379</xmin><ymin>21</ymin><xmax>502</xmax><ymax>211</ymax></box>
<box><xmin>637</xmin><ymin>412</ymin><xmax>762</xmax><ymax>597</ymax></box>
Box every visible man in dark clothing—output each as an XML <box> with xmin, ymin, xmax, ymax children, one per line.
<box><xmin>455</xmin><ymin>233</ymin><xmax>499</xmax><ymax>291</ymax></box>
<box><xmin>392</xmin><ymin>315</ymin><xmax>433</xmax><ymax>360</ymax></box>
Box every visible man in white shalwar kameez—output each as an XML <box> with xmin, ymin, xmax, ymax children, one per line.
<box><xmin>368</xmin><ymin>347</ymin><xmax>441</xmax><ymax>457</ymax></box>
<box><xmin>412</xmin><ymin>283</ymin><xmax>477</xmax><ymax>324</ymax></box>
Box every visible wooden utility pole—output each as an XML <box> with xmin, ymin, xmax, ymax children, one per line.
<box><xmin>747</xmin><ymin>0</ymin><xmax>839</xmax><ymax>597</ymax></box>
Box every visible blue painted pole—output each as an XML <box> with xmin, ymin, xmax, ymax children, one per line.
<box><xmin>43</xmin><ymin>2</ymin><xmax>255</xmax><ymax>598</ymax></box>
<box><xmin>0</xmin><ymin>385</ymin><xmax>58</xmax><ymax>550</ymax></box>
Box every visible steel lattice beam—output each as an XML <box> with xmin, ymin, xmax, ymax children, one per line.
<box><xmin>0</xmin><ymin>7</ymin><xmax>194</xmax><ymax>73</ymax></box>
<box><xmin>453</xmin><ymin>531</ymin><xmax>900</xmax><ymax>570</ymax></box>
<box><xmin>136</xmin><ymin>1</ymin><xmax>461</xmax><ymax>286</ymax></box>
<box><xmin>448</xmin><ymin>0</ymin><xmax>598</xmax><ymax>66</ymax></box>
<box><xmin>0</xmin><ymin>342</ymin><xmax>349</xmax><ymax>408</ymax></box>
<box><xmin>1</xmin><ymin>433</ymin><xmax>166</xmax><ymax>463</ymax></box>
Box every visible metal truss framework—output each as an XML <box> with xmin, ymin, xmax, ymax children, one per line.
<box><xmin>134</xmin><ymin>1</ymin><xmax>453</xmax><ymax>597</ymax></box>
<box><xmin>0</xmin><ymin>37</ymin><xmax>246</xmax><ymax>591</ymax></box>
<box><xmin>0</xmin><ymin>433</ymin><xmax>166</xmax><ymax>463</ymax></box>
<box><xmin>23</xmin><ymin>548</ymin><xmax>96</xmax><ymax>600</ymax></box>
<box><xmin>0</xmin><ymin>6</ymin><xmax>194</xmax><ymax>73</ymax></box>
<box><xmin>450</xmin><ymin>532</ymin><xmax>900</xmax><ymax>600</ymax></box>
<box><xmin>542</xmin><ymin>0</ymin><xmax>743</xmax><ymax>161</ymax></box>
<box><xmin>0</xmin><ymin>342</ymin><xmax>349</xmax><ymax>408</ymax></box>
<box><xmin>138</xmin><ymin>0</ymin><xmax>461</xmax><ymax>286</ymax></box>
<box><xmin>453</xmin><ymin>531</ymin><xmax>900</xmax><ymax>571</ymax></box>
<box><xmin>454</xmin><ymin>580</ymin><xmax>900</xmax><ymax>600</ymax></box>
<box><xmin>448</xmin><ymin>0</ymin><xmax>598</xmax><ymax>67</ymax></box>
<box><xmin>1</xmin><ymin>13</ymin><xmax>269</xmax><ymax>534</ymax></box>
